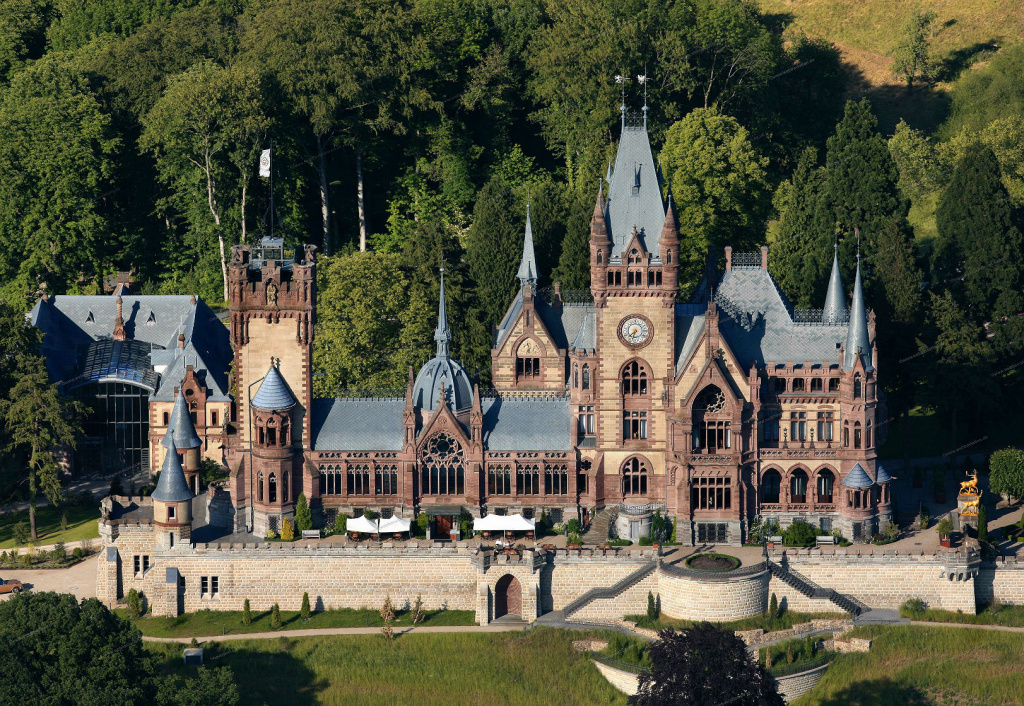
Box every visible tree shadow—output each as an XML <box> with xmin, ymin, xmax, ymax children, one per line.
<box><xmin>816</xmin><ymin>678</ymin><xmax>929</xmax><ymax>706</ymax></box>
<box><xmin>760</xmin><ymin>11</ymin><xmax>795</xmax><ymax>35</ymax></box>
<box><xmin>933</xmin><ymin>41</ymin><xmax>1000</xmax><ymax>83</ymax></box>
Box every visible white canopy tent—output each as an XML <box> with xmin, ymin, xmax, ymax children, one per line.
<box><xmin>472</xmin><ymin>513</ymin><xmax>535</xmax><ymax>532</ymax></box>
<box><xmin>345</xmin><ymin>516</ymin><xmax>378</xmax><ymax>534</ymax></box>
<box><xmin>378</xmin><ymin>517</ymin><xmax>412</xmax><ymax>534</ymax></box>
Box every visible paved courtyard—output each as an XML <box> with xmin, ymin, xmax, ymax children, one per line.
<box><xmin>0</xmin><ymin>555</ymin><xmax>97</xmax><ymax>602</ymax></box>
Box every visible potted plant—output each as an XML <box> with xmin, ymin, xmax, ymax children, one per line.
<box><xmin>567</xmin><ymin>532</ymin><xmax>582</xmax><ymax>549</ymax></box>
<box><xmin>937</xmin><ymin>518</ymin><xmax>953</xmax><ymax>548</ymax></box>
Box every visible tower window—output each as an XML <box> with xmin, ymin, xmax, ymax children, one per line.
<box><xmin>853</xmin><ymin>374</ymin><xmax>862</xmax><ymax>398</ymax></box>
<box><xmin>211</xmin><ymin>410</ymin><xmax>219</xmax><ymax>426</ymax></box>
<box><xmin>622</xmin><ymin>361</ymin><xmax>649</xmax><ymax>396</ymax></box>
<box><xmin>163</xmin><ymin>412</ymin><xmax>169</xmax><ymax>425</ymax></box>
<box><xmin>269</xmin><ymin>473</ymin><xmax>277</xmax><ymax>503</ymax></box>
<box><xmin>168</xmin><ymin>505</ymin><xmax>176</xmax><ymax>520</ymax></box>
<box><xmin>597</xmin><ymin>250</ymin><xmax>603</xmax><ymax>264</ymax></box>
<box><xmin>622</xmin><ymin>457</ymin><xmax>648</xmax><ymax>496</ymax></box>
<box><xmin>582</xmin><ymin>364</ymin><xmax>591</xmax><ymax>390</ymax></box>
<box><xmin>624</xmin><ymin>411</ymin><xmax>648</xmax><ymax>440</ymax></box>
<box><xmin>516</xmin><ymin>357</ymin><xmax>540</xmax><ymax>378</ymax></box>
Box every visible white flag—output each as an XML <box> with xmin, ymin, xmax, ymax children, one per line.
<box><xmin>259</xmin><ymin>149</ymin><xmax>271</xmax><ymax>178</ymax></box>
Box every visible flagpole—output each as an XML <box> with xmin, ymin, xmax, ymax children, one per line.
<box><xmin>269</xmin><ymin>138</ymin><xmax>274</xmax><ymax>241</ymax></box>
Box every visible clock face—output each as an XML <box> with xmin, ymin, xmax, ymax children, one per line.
<box><xmin>619</xmin><ymin>315</ymin><xmax>652</xmax><ymax>348</ymax></box>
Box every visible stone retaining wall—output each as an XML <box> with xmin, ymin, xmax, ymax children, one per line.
<box><xmin>775</xmin><ymin>662</ymin><xmax>829</xmax><ymax>702</ymax></box>
<box><xmin>659</xmin><ymin>567</ymin><xmax>768</xmax><ymax>621</ymax></box>
<box><xmin>976</xmin><ymin>559</ymin><xmax>1024</xmax><ymax>607</ymax></box>
<box><xmin>592</xmin><ymin>660</ymin><xmax>640</xmax><ymax>696</ymax></box>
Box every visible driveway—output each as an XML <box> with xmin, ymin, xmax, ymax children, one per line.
<box><xmin>0</xmin><ymin>555</ymin><xmax>97</xmax><ymax>601</ymax></box>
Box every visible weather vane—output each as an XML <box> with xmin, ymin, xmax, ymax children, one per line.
<box><xmin>638</xmin><ymin>71</ymin><xmax>649</xmax><ymax>128</ymax></box>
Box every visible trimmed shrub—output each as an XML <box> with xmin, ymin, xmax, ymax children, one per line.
<box><xmin>301</xmin><ymin>592</ymin><xmax>311</xmax><ymax>620</ymax></box>
<box><xmin>782</xmin><ymin>520</ymin><xmax>817</xmax><ymax>547</ymax></box>
<box><xmin>294</xmin><ymin>494</ymin><xmax>312</xmax><ymax>532</ymax></box>
<box><xmin>242</xmin><ymin>598</ymin><xmax>252</xmax><ymax>625</ymax></box>
<box><xmin>977</xmin><ymin>504</ymin><xmax>988</xmax><ymax>543</ymax></box>
<box><xmin>270</xmin><ymin>602</ymin><xmax>282</xmax><ymax>629</ymax></box>
<box><xmin>126</xmin><ymin>589</ymin><xmax>144</xmax><ymax>619</ymax></box>
<box><xmin>281</xmin><ymin>518</ymin><xmax>295</xmax><ymax>541</ymax></box>
<box><xmin>646</xmin><ymin>591</ymin><xmax>658</xmax><ymax>621</ymax></box>
<box><xmin>768</xmin><ymin>593</ymin><xmax>779</xmax><ymax>622</ymax></box>
<box><xmin>72</xmin><ymin>547</ymin><xmax>84</xmax><ymax>560</ymax></box>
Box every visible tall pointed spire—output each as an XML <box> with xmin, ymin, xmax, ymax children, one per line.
<box><xmin>152</xmin><ymin>438</ymin><xmax>194</xmax><ymax>503</ymax></box>
<box><xmin>516</xmin><ymin>205</ymin><xmax>539</xmax><ymax>287</ymax></box>
<box><xmin>162</xmin><ymin>387</ymin><xmax>202</xmax><ymax>450</ymax></box>
<box><xmin>843</xmin><ymin>252</ymin><xmax>872</xmax><ymax>370</ymax></box>
<box><xmin>434</xmin><ymin>267</ymin><xmax>451</xmax><ymax>359</ymax></box>
<box><xmin>822</xmin><ymin>243</ymin><xmax>847</xmax><ymax>324</ymax></box>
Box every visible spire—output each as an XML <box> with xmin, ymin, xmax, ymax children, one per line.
<box><xmin>661</xmin><ymin>194</ymin><xmax>679</xmax><ymax>244</ymax></box>
<box><xmin>822</xmin><ymin>243</ymin><xmax>847</xmax><ymax>324</ymax></box>
<box><xmin>113</xmin><ymin>295</ymin><xmax>126</xmax><ymax>341</ymax></box>
<box><xmin>590</xmin><ymin>181</ymin><xmax>609</xmax><ymax>243</ymax></box>
<box><xmin>161</xmin><ymin>388</ymin><xmax>202</xmax><ymax>450</ymax></box>
<box><xmin>152</xmin><ymin>438</ymin><xmax>194</xmax><ymax>503</ymax></box>
<box><xmin>516</xmin><ymin>205</ymin><xmax>540</xmax><ymax>287</ymax></box>
<box><xmin>843</xmin><ymin>252</ymin><xmax>872</xmax><ymax>370</ymax></box>
<box><xmin>434</xmin><ymin>268</ymin><xmax>451</xmax><ymax>359</ymax></box>
<box><xmin>606</xmin><ymin>159</ymin><xmax>613</xmax><ymax>183</ymax></box>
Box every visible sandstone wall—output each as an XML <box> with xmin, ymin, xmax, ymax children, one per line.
<box><xmin>592</xmin><ymin>660</ymin><xmax>639</xmax><ymax>697</ymax></box>
<box><xmin>545</xmin><ymin>552</ymin><xmax>654</xmax><ymax>611</ymax></box>
<box><xmin>976</xmin><ymin>560</ymin><xmax>1024</xmax><ymax>607</ymax></box>
<box><xmin>775</xmin><ymin>663</ymin><xmax>829</xmax><ymax>703</ymax></box>
<box><xmin>659</xmin><ymin>568</ymin><xmax>768</xmax><ymax>621</ymax></box>
<box><xmin>569</xmin><ymin>572</ymin><xmax>658</xmax><ymax>623</ymax></box>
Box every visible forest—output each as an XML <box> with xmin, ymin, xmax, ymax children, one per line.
<box><xmin>0</xmin><ymin>0</ymin><xmax>1022</xmax><ymax>458</ymax></box>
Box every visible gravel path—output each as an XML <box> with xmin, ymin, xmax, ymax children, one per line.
<box><xmin>0</xmin><ymin>555</ymin><xmax>97</xmax><ymax>600</ymax></box>
<box><xmin>142</xmin><ymin>623</ymin><xmax>527</xmax><ymax>643</ymax></box>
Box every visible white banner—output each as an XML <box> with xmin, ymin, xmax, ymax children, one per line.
<box><xmin>259</xmin><ymin>149</ymin><xmax>271</xmax><ymax>178</ymax></box>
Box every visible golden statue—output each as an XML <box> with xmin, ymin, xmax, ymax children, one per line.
<box><xmin>961</xmin><ymin>497</ymin><xmax>980</xmax><ymax>516</ymax></box>
<box><xmin>959</xmin><ymin>470</ymin><xmax>980</xmax><ymax>496</ymax></box>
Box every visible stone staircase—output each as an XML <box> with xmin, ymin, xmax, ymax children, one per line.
<box><xmin>562</xmin><ymin>560</ymin><xmax>658</xmax><ymax>621</ymax></box>
<box><xmin>582</xmin><ymin>507</ymin><xmax>614</xmax><ymax>544</ymax></box>
<box><xmin>767</xmin><ymin>561</ymin><xmax>867</xmax><ymax>616</ymax></box>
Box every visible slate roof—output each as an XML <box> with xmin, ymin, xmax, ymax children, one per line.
<box><xmin>29</xmin><ymin>294</ymin><xmax>231</xmax><ymax>401</ymax></box>
<box><xmin>481</xmin><ymin>397</ymin><xmax>572</xmax><ymax>451</ymax></box>
<box><xmin>605</xmin><ymin>123</ymin><xmax>666</xmax><ymax>259</ymax></box>
<box><xmin>822</xmin><ymin>246</ymin><xmax>848</xmax><ymax>325</ymax></box>
<box><xmin>708</xmin><ymin>268</ymin><xmax>848</xmax><ymax>370</ymax></box>
<box><xmin>674</xmin><ymin>306</ymin><xmax>706</xmax><ymax>375</ymax></box>
<box><xmin>252</xmin><ymin>365</ymin><xmax>297</xmax><ymax>410</ymax></box>
<box><xmin>161</xmin><ymin>391</ymin><xmax>203</xmax><ymax>449</ymax></box>
<box><xmin>874</xmin><ymin>463</ymin><xmax>892</xmax><ymax>484</ymax></box>
<box><xmin>310</xmin><ymin>398</ymin><xmax>406</xmax><ymax>451</ymax></box>
<box><xmin>843</xmin><ymin>259</ymin><xmax>873</xmax><ymax>371</ymax></box>
<box><xmin>569</xmin><ymin>308</ymin><xmax>597</xmax><ymax>351</ymax></box>
<box><xmin>152</xmin><ymin>439</ymin><xmax>195</xmax><ymax>503</ymax></box>
<box><xmin>516</xmin><ymin>206</ymin><xmax>539</xmax><ymax>285</ymax></box>
<box><xmin>412</xmin><ymin>355</ymin><xmax>473</xmax><ymax>412</ymax></box>
<box><xmin>842</xmin><ymin>462</ymin><xmax>874</xmax><ymax>489</ymax></box>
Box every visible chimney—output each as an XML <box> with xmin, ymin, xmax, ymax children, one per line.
<box><xmin>112</xmin><ymin>295</ymin><xmax>127</xmax><ymax>341</ymax></box>
<box><xmin>725</xmin><ymin>246</ymin><xmax>733</xmax><ymax>270</ymax></box>
<box><xmin>761</xmin><ymin>245</ymin><xmax>769</xmax><ymax>270</ymax></box>
<box><xmin>178</xmin><ymin>332</ymin><xmax>185</xmax><ymax>349</ymax></box>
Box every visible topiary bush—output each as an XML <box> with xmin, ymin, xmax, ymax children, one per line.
<box><xmin>301</xmin><ymin>592</ymin><xmax>311</xmax><ymax>620</ymax></box>
<box><xmin>242</xmin><ymin>598</ymin><xmax>252</xmax><ymax>626</ymax></box>
<box><xmin>126</xmin><ymin>588</ymin><xmax>144</xmax><ymax>619</ymax></box>
<box><xmin>270</xmin><ymin>602</ymin><xmax>282</xmax><ymax>629</ymax></box>
<box><xmin>782</xmin><ymin>520</ymin><xmax>817</xmax><ymax>547</ymax></box>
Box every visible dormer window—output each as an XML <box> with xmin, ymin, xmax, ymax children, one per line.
<box><xmin>632</xmin><ymin>165</ymin><xmax>641</xmax><ymax>195</ymax></box>
<box><xmin>628</xmin><ymin>249</ymin><xmax>641</xmax><ymax>265</ymax></box>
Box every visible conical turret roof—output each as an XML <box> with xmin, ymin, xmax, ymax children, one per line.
<box><xmin>842</xmin><ymin>462</ymin><xmax>874</xmax><ymax>489</ymax></box>
<box><xmin>843</xmin><ymin>255</ymin><xmax>872</xmax><ymax>370</ymax></box>
<box><xmin>252</xmin><ymin>363</ymin><xmax>297</xmax><ymax>410</ymax></box>
<box><xmin>516</xmin><ymin>205</ymin><xmax>539</xmax><ymax>287</ymax></box>
<box><xmin>822</xmin><ymin>244</ymin><xmax>847</xmax><ymax>324</ymax></box>
<box><xmin>152</xmin><ymin>438</ymin><xmax>195</xmax><ymax>503</ymax></box>
<box><xmin>161</xmin><ymin>388</ymin><xmax>202</xmax><ymax>450</ymax></box>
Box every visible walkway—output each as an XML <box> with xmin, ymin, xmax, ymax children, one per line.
<box><xmin>909</xmin><ymin>620</ymin><xmax>1024</xmax><ymax>634</ymax></box>
<box><xmin>142</xmin><ymin>623</ymin><xmax>527</xmax><ymax>644</ymax></box>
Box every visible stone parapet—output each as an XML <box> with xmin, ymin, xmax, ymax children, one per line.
<box><xmin>659</xmin><ymin>566</ymin><xmax>768</xmax><ymax>621</ymax></box>
<box><xmin>775</xmin><ymin>662</ymin><xmax>830</xmax><ymax>702</ymax></box>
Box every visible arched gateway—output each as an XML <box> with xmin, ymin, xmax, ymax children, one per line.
<box><xmin>494</xmin><ymin>574</ymin><xmax>522</xmax><ymax>619</ymax></box>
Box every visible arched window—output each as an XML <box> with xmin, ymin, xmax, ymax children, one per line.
<box><xmin>829</xmin><ymin>378</ymin><xmax>840</xmax><ymax>392</ymax></box>
<box><xmin>866</xmin><ymin>421</ymin><xmax>872</xmax><ymax>449</ymax></box>
<box><xmin>163</xmin><ymin>412</ymin><xmax>169</xmax><ymax>425</ymax></box>
<box><xmin>488</xmin><ymin>464</ymin><xmax>512</xmax><ymax>495</ymax></box>
<box><xmin>761</xmin><ymin>469</ymin><xmax>781</xmax><ymax>504</ymax></box>
<box><xmin>582</xmin><ymin>364</ymin><xmax>590</xmax><ymax>390</ymax></box>
<box><xmin>573</xmin><ymin>364</ymin><xmax>579</xmax><ymax>388</ymax></box>
<box><xmin>628</xmin><ymin>249</ymin><xmax>640</xmax><ymax>265</ymax></box>
<box><xmin>666</xmin><ymin>250</ymin><xmax>673</xmax><ymax>264</ymax></box>
<box><xmin>348</xmin><ymin>464</ymin><xmax>371</xmax><ymax>495</ymax></box>
<box><xmin>257</xmin><ymin>471</ymin><xmax>264</xmax><ymax>502</ymax></box>
<box><xmin>817</xmin><ymin>470</ymin><xmax>835</xmax><ymax>503</ymax></box>
<box><xmin>421</xmin><ymin>432</ymin><xmax>465</xmax><ymax>495</ymax></box>
<box><xmin>693</xmin><ymin>386</ymin><xmax>730</xmax><ymax>452</ymax></box>
<box><xmin>773</xmin><ymin>377</ymin><xmax>787</xmax><ymax>393</ymax></box>
<box><xmin>853</xmin><ymin>374</ymin><xmax>862</xmax><ymax>398</ymax></box>
<box><xmin>517</xmin><ymin>464</ymin><xmax>540</xmax><ymax>495</ymax></box>
<box><xmin>792</xmin><ymin>378</ymin><xmax>805</xmax><ymax>392</ymax></box>
<box><xmin>622</xmin><ymin>361</ymin><xmax>649</xmax><ymax>396</ymax></box>
<box><xmin>810</xmin><ymin>378</ymin><xmax>823</xmax><ymax>392</ymax></box>
<box><xmin>854</xmin><ymin>422</ymin><xmax>862</xmax><ymax>449</ymax></box>
<box><xmin>622</xmin><ymin>457</ymin><xmax>648</xmax><ymax>496</ymax></box>
<box><xmin>597</xmin><ymin>250</ymin><xmax>603</xmax><ymax>264</ymax></box>
<box><xmin>282</xmin><ymin>471</ymin><xmax>289</xmax><ymax>503</ymax></box>
<box><xmin>843</xmin><ymin>421</ymin><xmax>850</xmax><ymax>448</ymax></box>
<box><xmin>268</xmin><ymin>473</ymin><xmax>277</xmax><ymax>503</ymax></box>
<box><xmin>790</xmin><ymin>469</ymin><xmax>808</xmax><ymax>504</ymax></box>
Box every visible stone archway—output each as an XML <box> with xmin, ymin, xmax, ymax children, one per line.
<box><xmin>494</xmin><ymin>574</ymin><xmax>521</xmax><ymax>619</ymax></box>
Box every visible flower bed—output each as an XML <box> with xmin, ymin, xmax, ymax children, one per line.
<box><xmin>684</xmin><ymin>552</ymin><xmax>740</xmax><ymax>572</ymax></box>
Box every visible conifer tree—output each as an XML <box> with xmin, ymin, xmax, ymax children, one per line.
<box><xmin>465</xmin><ymin>175</ymin><xmax>524</xmax><ymax>328</ymax></box>
<box><xmin>294</xmin><ymin>494</ymin><xmax>312</xmax><ymax>533</ymax></box>
<box><xmin>300</xmin><ymin>592</ymin><xmax>311</xmax><ymax>620</ymax></box>
<box><xmin>770</xmin><ymin>146</ymin><xmax>830</xmax><ymax>307</ymax></box>
<box><xmin>380</xmin><ymin>594</ymin><xmax>396</xmax><ymax>640</ymax></box>
<box><xmin>977</xmin><ymin>504</ymin><xmax>988</xmax><ymax>544</ymax></box>
<box><xmin>242</xmin><ymin>598</ymin><xmax>251</xmax><ymax>626</ymax></box>
<box><xmin>552</xmin><ymin>192</ymin><xmax>592</xmax><ymax>292</ymax></box>
<box><xmin>935</xmin><ymin>143</ymin><xmax>1024</xmax><ymax>323</ymax></box>
<box><xmin>270</xmin><ymin>602</ymin><xmax>281</xmax><ymax>629</ymax></box>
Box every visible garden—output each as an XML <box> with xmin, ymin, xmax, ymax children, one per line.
<box><xmin>0</xmin><ymin>495</ymin><xmax>99</xmax><ymax>549</ymax></box>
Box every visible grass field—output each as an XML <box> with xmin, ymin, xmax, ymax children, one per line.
<box><xmin>627</xmin><ymin>610</ymin><xmax>846</xmax><ymax>633</ymax></box>
<box><xmin>116</xmin><ymin>606</ymin><xmax>476</xmax><ymax>638</ymax></box>
<box><xmin>146</xmin><ymin>627</ymin><xmax>629</xmax><ymax>706</ymax></box>
<box><xmin>0</xmin><ymin>502</ymin><xmax>100</xmax><ymax>549</ymax></box>
<box><xmin>794</xmin><ymin>625</ymin><xmax>1024</xmax><ymax>705</ymax></box>
<box><xmin>901</xmin><ymin>603</ymin><xmax>1024</xmax><ymax>628</ymax></box>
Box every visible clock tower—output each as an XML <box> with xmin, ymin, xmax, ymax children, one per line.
<box><xmin>589</xmin><ymin>106</ymin><xmax>679</xmax><ymax>513</ymax></box>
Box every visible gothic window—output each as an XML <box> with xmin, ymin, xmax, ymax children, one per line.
<box><xmin>817</xmin><ymin>412</ymin><xmax>834</xmax><ymax>442</ymax></box>
<box><xmin>321</xmin><ymin>467</ymin><xmax>343</xmax><ymax>495</ymax></box>
<box><xmin>853</xmin><ymin>374</ymin><xmax>862</xmax><ymax>398</ymax></box>
<box><xmin>666</xmin><ymin>250</ymin><xmax>673</xmax><ymax>264</ymax></box>
<box><xmin>854</xmin><ymin>422</ymin><xmax>862</xmax><ymax>449</ymax></box>
<box><xmin>693</xmin><ymin>386</ymin><xmax>729</xmax><ymax>452</ymax></box>
<box><xmin>792</xmin><ymin>378</ymin><xmax>805</xmax><ymax>392</ymax></box>
<box><xmin>257</xmin><ymin>471</ymin><xmax>264</xmax><ymax>502</ymax></box>
<box><xmin>817</xmin><ymin>470</ymin><xmax>835</xmax><ymax>503</ymax></box>
<box><xmin>375</xmin><ymin>465</ymin><xmax>398</xmax><ymax>495</ymax></box>
<box><xmin>268</xmin><ymin>473</ymin><xmax>277</xmax><ymax>503</ymax></box>
<box><xmin>266</xmin><ymin>423</ymin><xmax>277</xmax><ymax>447</ymax></box>
<box><xmin>622</xmin><ymin>361</ymin><xmax>649</xmax><ymax>396</ymax></box>
<box><xmin>577</xmin><ymin>406</ymin><xmax>595</xmax><ymax>435</ymax></box>
<box><xmin>829</xmin><ymin>378</ymin><xmax>840</xmax><ymax>392</ymax></box>
<box><xmin>517</xmin><ymin>464</ymin><xmax>540</xmax><ymax>494</ymax></box>
<box><xmin>790</xmin><ymin>411</ymin><xmax>807</xmax><ymax>441</ymax></box>
<box><xmin>866</xmin><ymin>421</ymin><xmax>872</xmax><ymax>449</ymax></box>
<box><xmin>488</xmin><ymin>465</ymin><xmax>512</xmax><ymax>495</ymax></box>
<box><xmin>843</xmin><ymin>421</ymin><xmax>850</xmax><ymax>448</ymax></box>
<box><xmin>695</xmin><ymin>387</ymin><xmax>727</xmax><ymax>413</ymax></box>
<box><xmin>421</xmin><ymin>432</ymin><xmax>465</xmax><ymax>495</ymax></box>
<box><xmin>691</xmin><ymin>477</ymin><xmax>731</xmax><ymax>510</ymax></box>
<box><xmin>628</xmin><ymin>249</ymin><xmax>641</xmax><ymax>264</ymax></box>
<box><xmin>810</xmin><ymin>378</ymin><xmax>823</xmax><ymax>392</ymax></box>
<box><xmin>597</xmin><ymin>250</ymin><xmax>603</xmax><ymax>264</ymax></box>
<box><xmin>516</xmin><ymin>357</ymin><xmax>540</xmax><ymax>378</ymax></box>
<box><xmin>790</xmin><ymin>469</ymin><xmax>808</xmax><ymax>504</ymax></box>
<box><xmin>607</xmin><ymin>270</ymin><xmax>622</xmax><ymax>286</ymax></box>
<box><xmin>761</xmin><ymin>469</ymin><xmax>781</xmax><ymax>504</ymax></box>
<box><xmin>622</xmin><ymin>457</ymin><xmax>648</xmax><ymax>496</ymax></box>
<box><xmin>348</xmin><ymin>464</ymin><xmax>371</xmax><ymax>495</ymax></box>
<box><xmin>582</xmin><ymin>364</ymin><xmax>591</xmax><ymax>390</ymax></box>
<box><xmin>282</xmin><ymin>472</ymin><xmax>289</xmax><ymax>502</ymax></box>
<box><xmin>545</xmin><ymin>465</ymin><xmax>569</xmax><ymax>495</ymax></box>
<box><xmin>624</xmin><ymin>411</ymin><xmax>648</xmax><ymax>440</ymax></box>
<box><xmin>573</xmin><ymin>364</ymin><xmax>579</xmax><ymax>388</ymax></box>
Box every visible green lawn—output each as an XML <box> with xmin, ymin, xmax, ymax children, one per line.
<box><xmin>146</xmin><ymin>627</ymin><xmax>628</xmax><ymax>706</ymax></box>
<box><xmin>117</xmin><ymin>606</ymin><xmax>476</xmax><ymax>638</ymax></box>
<box><xmin>0</xmin><ymin>502</ymin><xmax>100</xmax><ymax>549</ymax></box>
<box><xmin>901</xmin><ymin>603</ymin><xmax>1024</xmax><ymax>628</ymax></box>
<box><xmin>628</xmin><ymin>610</ymin><xmax>847</xmax><ymax>634</ymax></box>
<box><xmin>794</xmin><ymin>625</ymin><xmax>1024</xmax><ymax>705</ymax></box>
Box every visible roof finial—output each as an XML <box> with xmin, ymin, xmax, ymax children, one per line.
<box><xmin>516</xmin><ymin>204</ymin><xmax>539</xmax><ymax>288</ymax></box>
<box><xmin>638</xmin><ymin>70</ymin><xmax>649</xmax><ymax>129</ymax></box>
<box><xmin>434</xmin><ymin>267</ymin><xmax>451</xmax><ymax>359</ymax></box>
<box><xmin>615</xmin><ymin>73</ymin><xmax>631</xmax><ymax>129</ymax></box>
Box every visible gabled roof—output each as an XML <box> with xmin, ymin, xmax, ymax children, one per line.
<box><xmin>152</xmin><ymin>439</ymin><xmax>195</xmax><ymax>503</ymax></box>
<box><xmin>161</xmin><ymin>391</ymin><xmax>202</xmax><ymax>449</ymax></box>
<box><xmin>674</xmin><ymin>305</ymin><xmax>706</xmax><ymax>375</ymax></box>
<box><xmin>842</xmin><ymin>462</ymin><xmax>874</xmax><ymax>489</ymax></box>
<box><xmin>310</xmin><ymin>398</ymin><xmax>405</xmax><ymax>451</ymax></box>
<box><xmin>606</xmin><ymin>120</ymin><xmax>666</xmax><ymax>259</ymax></box>
<box><xmin>252</xmin><ymin>365</ymin><xmax>297</xmax><ymax>410</ymax></box>
<box><xmin>481</xmin><ymin>396</ymin><xmax>572</xmax><ymax>450</ymax></box>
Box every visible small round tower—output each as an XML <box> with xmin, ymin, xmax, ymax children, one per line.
<box><xmin>152</xmin><ymin>438</ymin><xmax>195</xmax><ymax>550</ymax></box>
<box><xmin>162</xmin><ymin>388</ymin><xmax>203</xmax><ymax>495</ymax></box>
